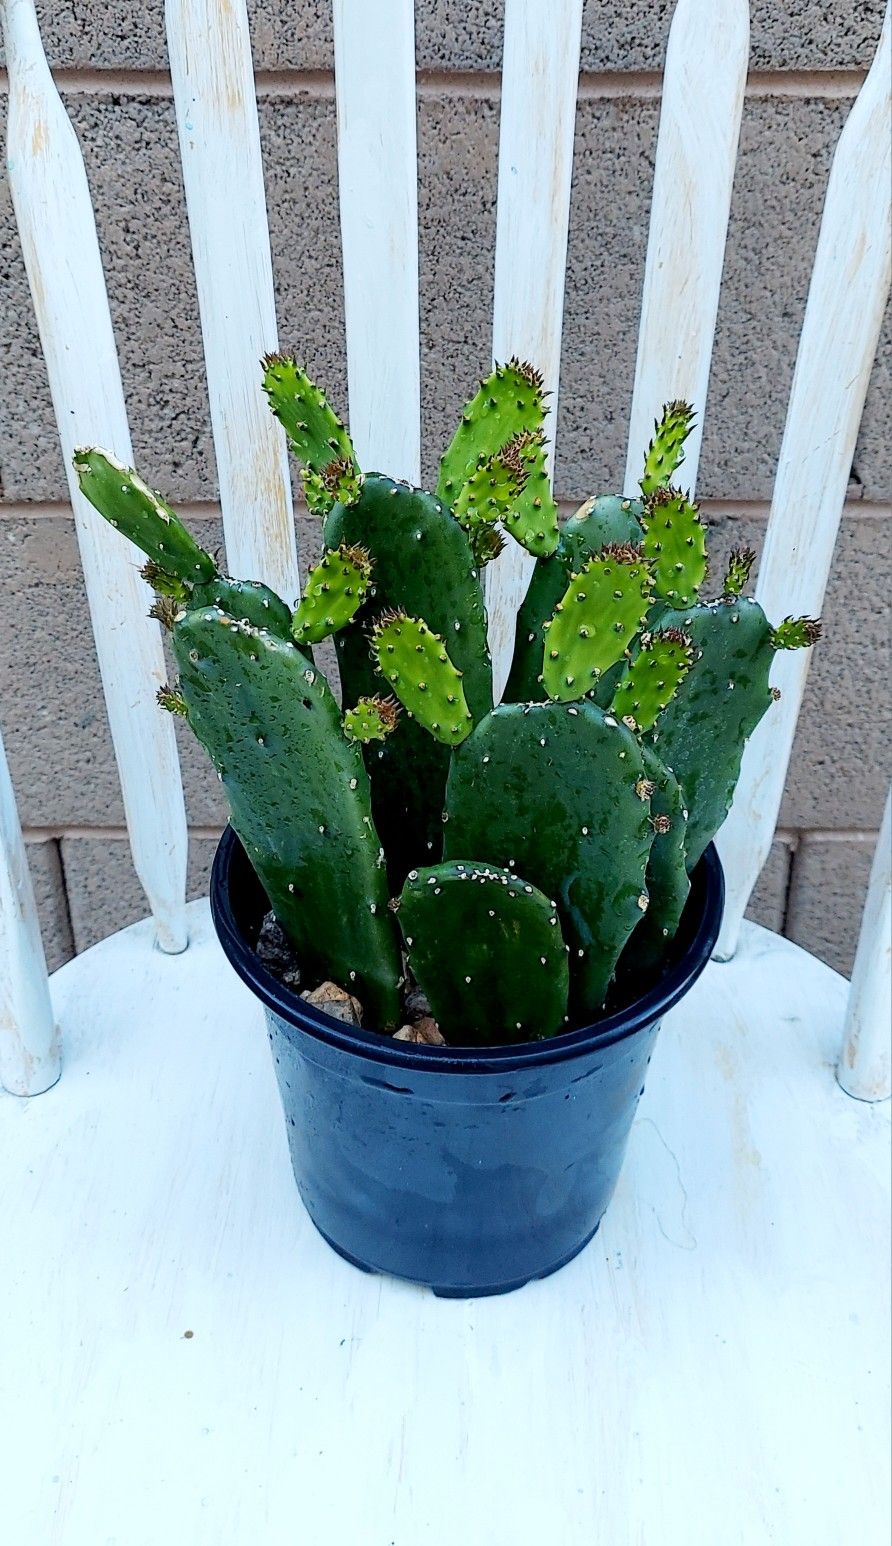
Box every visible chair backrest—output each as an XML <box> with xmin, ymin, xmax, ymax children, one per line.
<box><xmin>1</xmin><ymin>0</ymin><xmax>889</xmax><ymax>1098</ymax></box>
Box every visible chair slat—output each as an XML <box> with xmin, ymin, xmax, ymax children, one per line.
<box><xmin>487</xmin><ymin>0</ymin><xmax>584</xmax><ymax>699</ymax></box>
<box><xmin>715</xmin><ymin>9</ymin><xmax>891</xmax><ymax>958</ymax></box>
<box><xmin>332</xmin><ymin>0</ymin><xmax>421</xmax><ymax>483</ymax></box>
<box><xmin>2</xmin><ymin>0</ymin><xmax>188</xmax><ymax>955</ymax></box>
<box><xmin>837</xmin><ymin>791</ymin><xmax>892</xmax><ymax>1102</ymax></box>
<box><xmin>625</xmin><ymin>0</ymin><xmax>750</xmax><ymax>497</ymax></box>
<box><xmin>166</xmin><ymin>0</ymin><xmax>299</xmax><ymax>602</ymax></box>
<box><xmin>0</xmin><ymin>728</ymin><xmax>60</xmax><ymax>1095</ymax></box>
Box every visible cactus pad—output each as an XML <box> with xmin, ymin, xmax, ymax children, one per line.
<box><xmin>261</xmin><ymin>355</ymin><xmax>361</xmax><ymax>513</ymax></box>
<box><xmin>618</xmin><ymin>746</ymin><xmax>690</xmax><ymax>980</ymax></box>
<box><xmin>770</xmin><ymin>616</ymin><xmax>822</xmax><ymax>650</ymax></box>
<box><xmin>291</xmin><ymin>544</ymin><xmax>373</xmax><ymax>645</ymax></box>
<box><xmin>641</xmin><ymin>486</ymin><xmax>707</xmax><ymax>607</ymax></box>
<box><xmin>611</xmin><ymin>628</ymin><xmax>695</xmax><ymax>732</ymax></box>
<box><xmin>172</xmin><ymin>607</ymin><xmax>401</xmax><ymax>1025</ymax></box>
<box><xmin>722</xmin><ymin>546</ymin><xmax>756</xmax><ymax>600</ymax></box>
<box><xmin>342</xmin><ymin>695</ymin><xmax>400</xmax><ymax>744</ymax></box>
<box><xmin>397</xmin><ymin>861</ymin><xmax>570</xmax><ymax>1044</ymax></box>
<box><xmin>436</xmin><ymin>358</ymin><xmax>546</xmax><ymax>503</ymax></box>
<box><xmin>74</xmin><ymin>448</ymin><xmax>216</xmax><ymax>583</ymax></box>
<box><xmin>640</xmin><ymin>400</ymin><xmax>695</xmax><ymax>497</ymax></box>
<box><xmin>444</xmin><ymin>700</ymin><xmax>654</xmax><ymax>1017</ymax></box>
<box><xmin>541</xmin><ymin>547</ymin><xmax>654</xmax><ymax>703</ymax></box>
<box><xmin>497</xmin><ymin>429</ymin><xmax>560</xmax><ymax>557</ymax></box>
<box><xmin>371</xmin><ymin>613</ymin><xmax>473</xmax><ymax>746</ymax></box>
<box><xmin>504</xmin><ymin>494</ymin><xmax>646</xmax><ymax>702</ymax></box>
<box><xmin>192</xmin><ymin>577</ymin><xmax>294</xmax><ymax>639</ymax></box>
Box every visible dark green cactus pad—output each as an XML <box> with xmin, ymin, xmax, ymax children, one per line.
<box><xmin>192</xmin><ymin>576</ymin><xmax>294</xmax><ymax>639</ymax></box>
<box><xmin>171</xmin><ymin>607</ymin><xmax>402</xmax><ymax>1026</ymax></box>
<box><xmin>641</xmin><ymin>486</ymin><xmax>707</xmax><ymax>607</ymax></box>
<box><xmin>74</xmin><ymin>448</ymin><xmax>216</xmax><ymax>584</ymax></box>
<box><xmin>371</xmin><ymin>613</ymin><xmax>473</xmax><ymax>746</ymax></box>
<box><xmin>649</xmin><ymin>597</ymin><xmax>778</xmax><ymax>868</ymax></box>
<box><xmin>504</xmin><ymin>494</ymin><xmax>644</xmax><ymax>702</ymax></box>
<box><xmin>611</xmin><ymin>627</ymin><xmax>695</xmax><ymax>732</ymax></box>
<box><xmin>325</xmin><ymin>473</ymin><xmax>492</xmax><ymax>884</ymax></box>
<box><xmin>397</xmin><ymin>861</ymin><xmax>570</xmax><ymax>1045</ymax></box>
<box><xmin>444</xmin><ymin>701</ymin><xmax>654</xmax><ymax>1018</ymax></box>
<box><xmin>639</xmin><ymin>401</ymin><xmax>695</xmax><ymax>497</ymax></box>
<box><xmin>291</xmin><ymin>544</ymin><xmax>372</xmax><ymax>645</ymax></box>
<box><xmin>261</xmin><ymin>355</ymin><xmax>361</xmax><ymax>513</ymax></box>
<box><xmin>541</xmin><ymin>547</ymin><xmax>654</xmax><ymax>703</ymax></box>
<box><xmin>618</xmin><ymin>746</ymin><xmax>690</xmax><ymax>981</ymax></box>
<box><xmin>722</xmin><ymin>545</ymin><xmax>756</xmax><ymax>600</ymax></box>
<box><xmin>342</xmin><ymin>695</ymin><xmax>400</xmax><ymax>744</ymax></box>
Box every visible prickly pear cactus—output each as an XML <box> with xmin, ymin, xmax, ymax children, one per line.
<box><xmin>437</xmin><ymin>361</ymin><xmax>559</xmax><ymax>557</ymax></box>
<box><xmin>444</xmin><ymin>701</ymin><xmax>654</xmax><ymax>1017</ymax></box>
<box><xmin>640</xmin><ymin>401</ymin><xmax>695</xmax><ymax>497</ymax></box>
<box><xmin>398</xmin><ymin>861</ymin><xmax>570</xmax><ymax>1044</ymax></box>
<box><xmin>75</xmin><ymin>449</ymin><xmax>216</xmax><ymax>583</ymax></box>
<box><xmin>261</xmin><ymin>355</ymin><xmax>361</xmax><ymax>513</ymax></box>
<box><xmin>73</xmin><ymin>376</ymin><xmax>822</xmax><ymax>1046</ymax></box>
<box><xmin>371</xmin><ymin>613</ymin><xmax>473</xmax><ymax>746</ymax></box>
<box><xmin>541</xmin><ymin>546</ymin><xmax>654</xmax><ymax>703</ymax></box>
<box><xmin>650</xmin><ymin>596</ymin><xmax>819</xmax><ymax>867</ymax></box>
<box><xmin>325</xmin><ymin>473</ymin><xmax>492</xmax><ymax>882</ymax></box>
<box><xmin>291</xmin><ymin>544</ymin><xmax>372</xmax><ymax>645</ymax></box>
<box><xmin>504</xmin><ymin>494</ymin><xmax>644</xmax><ymax>702</ymax></box>
<box><xmin>170</xmin><ymin>607</ymin><xmax>402</xmax><ymax>1025</ymax></box>
<box><xmin>617</xmin><ymin>747</ymin><xmax>690</xmax><ymax>979</ymax></box>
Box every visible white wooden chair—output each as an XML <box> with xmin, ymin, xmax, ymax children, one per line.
<box><xmin>1</xmin><ymin>1</ymin><xmax>890</xmax><ymax>1539</ymax></box>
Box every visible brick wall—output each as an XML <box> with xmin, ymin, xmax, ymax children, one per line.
<box><xmin>1</xmin><ymin>1</ymin><xmax>889</xmax><ymax>975</ymax></box>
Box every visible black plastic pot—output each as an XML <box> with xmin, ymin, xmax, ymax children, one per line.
<box><xmin>211</xmin><ymin>827</ymin><xmax>724</xmax><ymax>1297</ymax></box>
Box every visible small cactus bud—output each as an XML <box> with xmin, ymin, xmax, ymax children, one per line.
<box><xmin>157</xmin><ymin>682</ymin><xmax>188</xmax><ymax>717</ymax></box>
<box><xmin>722</xmin><ymin>545</ymin><xmax>757</xmax><ymax>600</ymax></box>
<box><xmin>770</xmin><ymin>616</ymin><xmax>822</xmax><ymax>650</ymax></box>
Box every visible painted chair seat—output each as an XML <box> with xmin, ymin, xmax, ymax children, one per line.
<box><xmin>2</xmin><ymin>908</ymin><xmax>888</xmax><ymax>1544</ymax></box>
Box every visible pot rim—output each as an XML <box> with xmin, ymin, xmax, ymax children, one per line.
<box><xmin>210</xmin><ymin>825</ymin><xmax>724</xmax><ymax>1074</ymax></box>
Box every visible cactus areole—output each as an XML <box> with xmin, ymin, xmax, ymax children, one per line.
<box><xmin>76</xmin><ymin>374</ymin><xmax>819</xmax><ymax>1294</ymax></box>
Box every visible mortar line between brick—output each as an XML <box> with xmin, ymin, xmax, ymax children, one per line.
<box><xmin>3</xmin><ymin>497</ymin><xmax>888</xmax><ymax>521</ymax></box>
<box><xmin>24</xmin><ymin>824</ymin><xmax>881</xmax><ymax>844</ymax></box>
<box><xmin>0</xmin><ymin>65</ymin><xmax>867</xmax><ymax>101</ymax></box>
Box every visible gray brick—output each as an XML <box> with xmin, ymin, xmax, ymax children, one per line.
<box><xmin>785</xmin><ymin>835</ymin><xmax>877</xmax><ymax>975</ymax></box>
<box><xmin>61</xmin><ymin>833</ymin><xmax>221</xmax><ymax>952</ymax></box>
<box><xmin>10</xmin><ymin>1</ymin><xmax>885</xmax><ymax>74</ymax></box>
<box><xmin>744</xmin><ymin>838</ymin><xmax>792</xmax><ymax>933</ymax></box>
<box><xmin>24</xmin><ymin>838</ymin><xmax>74</xmax><ymax>971</ymax></box>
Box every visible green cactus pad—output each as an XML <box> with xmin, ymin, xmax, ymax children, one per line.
<box><xmin>722</xmin><ymin>545</ymin><xmax>756</xmax><ymax>600</ymax></box>
<box><xmin>74</xmin><ymin>448</ymin><xmax>216</xmax><ymax>584</ymax></box>
<box><xmin>172</xmin><ymin>607</ymin><xmax>401</xmax><ymax>1025</ymax></box>
<box><xmin>611</xmin><ymin>628</ymin><xmax>695</xmax><ymax>732</ymax></box>
<box><xmin>324</xmin><ymin>473</ymin><xmax>492</xmax><ymax>883</ymax></box>
<box><xmin>436</xmin><ymin>358</ymin><xmax>546</xmax><ymax>502</ymax></box>
<box><xmin>617</xmin><ymin>747</ymin><xmax>690</xmax><ymax>980</ymax></box>
<box><xmin>451</xmin><ymin>441</ymin><xmax>527</xmax><ymax>535</ymax></box>
<box><xmin>192</xmin><ymin>576</ymin><xmax>294</xmax><ymax>639</ymax></box>
<box><xmin>342</xmin><ymin>695</ymin><xmax>400</xmax><ymax>744</ymax></box>
<box><xmin>397</xmin><ymin>862</ymin><xmax>570</xmax><ymax>1045</ymax></box>
<box><xmin>639</xmin><ymin>400</ymin><xmax>695</xmax><ymax>497</ymax></box>
<box><xmin>444</xmin><ymin>700</ymin><xmax>653</xmax><ymax>1018</ymax></box>
<box><xmin>649</xmin><ymin>597</ymin><xmax>779</xmax><ymax>867</ymax></box>
<box><xmin>641</xmin><ymin>486</ymin><xmax>707</xmax><ymax>607</ymax></box>
<box><xmin>541</xmin><ymin>546</ymin><xmax>654</xmax><ymax>703</ymax></box>
<box><xmin>371</xmin><ymin>613</ymin><xmax>473</xmax><ymax>746</ymax></box>
<box><xmin>261</xmin><ymin>355</ymin><xmax>361</xmax><ymax>513</ymax></box>
<box><xmin>770</xmin><ymin>616</ymin><xmax>822</xmax><ymax>651</ymax></box>
<box><xmin>497</xmin><ymin>429</ymin><xmax>560</xmax><ymax>557</ymax></box>
<box><xmin>291</xmin><ymin>544</ymin><xmax>372</xmax><ymax>645</ymax></box>
<box><xmin>504</xmin><ymin>494</ymin><xmax>645</xmax><ymax>702</ymax></box>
